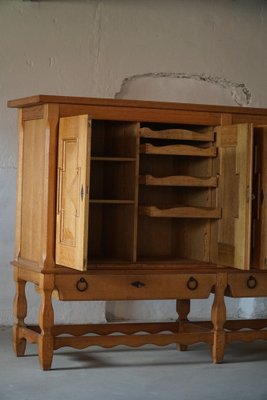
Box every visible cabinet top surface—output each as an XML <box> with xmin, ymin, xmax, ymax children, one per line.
<box><xmin>7</xmin><ymin>94</ymin><xmax>267</xmax><ymax>116</ymax></box>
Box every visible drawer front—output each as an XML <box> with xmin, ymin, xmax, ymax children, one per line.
<box><xmin>228</xmin><ymin>272</ymin><xmax>267</xmax><ymax>297</ymax></box>
<box><xmin>55</xmin><ymin>273</ymin><xmax>217</xmax><ymax>301</ymax></box>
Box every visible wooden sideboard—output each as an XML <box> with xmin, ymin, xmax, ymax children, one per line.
<box><xmin>8</xmin><ymin>95</ymin><xmax>267</xmax><ymax>370</ymax></box>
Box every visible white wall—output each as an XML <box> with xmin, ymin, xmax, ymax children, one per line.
<box><xmin>1</xmin><ymin>0</ymin><xmax>267</xmax><ymax>325</ymax></box>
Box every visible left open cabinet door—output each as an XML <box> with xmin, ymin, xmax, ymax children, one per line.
<box><xmin>56</xmin><ymin>115</ymin><xmax>91</xmax><ymax>270</ymax></box>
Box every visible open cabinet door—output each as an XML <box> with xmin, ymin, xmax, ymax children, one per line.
<box><xmin>56</xmin><ymin>115</ymin><xmax>91</xmax><ymax>270</ymax></box>
<box><xmin>211</xmin><ymin>124</ymin><xmax>253</xmax><ymax>270</ymax></box>
<box><xmin>251</xmin><ymin>126</ymin><xmax>267</xmax><ymax>269</ymax></box>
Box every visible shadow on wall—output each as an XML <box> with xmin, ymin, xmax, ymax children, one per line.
<box><xmin>106</xmin><ymin>72</ymin><xmax>258</xmax><ymax>322</ymax></box>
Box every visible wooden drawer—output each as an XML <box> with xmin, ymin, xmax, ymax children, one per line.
<box><xmin>55</xmin><ymin>273</ymin><xmax>217</xmax><ymax>301</ymax></box>
<box><xmin>227</xmin><ymin>272</ymin><xmax>267</xmax><ymax>297</ymax></box>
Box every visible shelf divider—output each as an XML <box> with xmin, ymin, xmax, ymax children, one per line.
<box><xmin>139</xmin><ymin>127</ymin><xmax>214</xmax><ymax>141</ymax></box>
<box><xmin>139</xmin><ymin>175</ymin><xmax>218</xmax><ymax>187</ymax></box>
<box><xmin>139</xmin><ymin>205</ymin><xmax>222</xmax><ymax>219</ymax></box>
<box><xmin>140</xmin><ymin>143</ymin><xmax>217</xmax><ymax>157</ymax></box>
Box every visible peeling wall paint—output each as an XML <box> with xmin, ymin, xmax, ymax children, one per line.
<box><xmin>116</xmin><ymin>73</ymin><xmax>252</xmax><ymax>106</ymax></box>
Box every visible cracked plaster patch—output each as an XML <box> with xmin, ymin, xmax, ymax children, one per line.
<box><xmin>115</xmin><ymin>73</ymin><xmax>252</xmax><ymax>106</ymax></box>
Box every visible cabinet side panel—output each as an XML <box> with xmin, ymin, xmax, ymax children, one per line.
<box><xmin>20</xmin><ymin>119</ymin><xmax>46</xmax><ymax>262</ymax></box>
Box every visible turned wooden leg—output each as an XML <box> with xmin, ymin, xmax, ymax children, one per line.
<box><xmin>38</xmin><ymin>277</ymin><xmax>54</xmax><ymax>370</ymax></box>
<box><xmin>211</xmin><ymin>273</ymin><xmax>227</xmax><ymax>363</ymax></box>
<box><xmin>13</xmin><ymin>272</ymin><xmax>27</xmax><ymax>357</ymax></box>
<box><xmin>176</xmin><ymin>299</ymin><xmax>190</xmax><ymax>351</ymax></box>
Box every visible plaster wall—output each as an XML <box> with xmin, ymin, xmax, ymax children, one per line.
<box><xmin>0</xmin><ymin>0</ymin><xmax>267</xmax><ymax>325</ymax></box>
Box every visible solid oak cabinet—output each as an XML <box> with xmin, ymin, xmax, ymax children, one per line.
<box><xmin>8</xmin><ymin>95</ymin><xmax>267</xmax><ymax>370</ymax></box>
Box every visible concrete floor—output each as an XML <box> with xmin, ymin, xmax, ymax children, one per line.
<box><xmin>1</xmin><ymin>326</ymin><xmax>267</xmax><ymax>400</ymax></box>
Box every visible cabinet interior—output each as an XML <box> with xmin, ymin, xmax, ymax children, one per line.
<box><xmin>55</xmin><ymin>115</ymin><xmax>266</xmax><ymax>270</ymax></box>
<box><xmin>87</xmin><ymin>120</ymin><xmax>219</xmax><ymax>266</ymax></box>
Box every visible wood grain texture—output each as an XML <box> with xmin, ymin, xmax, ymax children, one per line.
<box><xmin>139</xmin><ymin>174</ymin><xmax>218</xmax><ymax>187</ymax></box>
<box><xmin>139</xmin><ymin>127</ymin><xmax>214</xmax><ymax>141</ymax></box>
<box><xmin>139</xmin><ymin>205</ymin><xmax>221</xmax><ymax>219</ymax></box>
<box><xmin>211</xmin><ymin>123</ymin><xmax>253</xmax><ymax>269</ymax></box>
<box><xmin>140</xmin><ymin>143</ymin><xmax>217</xmax><ymax>157</ymax></box>
<box><xmin>56</xmin><ymin>115</ymin><xmax>91</xmax><ymax>271</ymax></box>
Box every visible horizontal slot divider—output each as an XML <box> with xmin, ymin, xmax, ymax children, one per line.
<box><xmin>91</xmin><ymin>157</ymin><xmax>136</xmax><ymax>162</ymax></box>
<box><xmin>90</xmin><ymin>199</ymin><xmax>135</xmax><ymax>204</ymax></box>
<box><xmin>140</xmin><ymin>143</ymin><xmax>217</xmax><ymax>157</ymax></box>
<box><xmin>54</xmin><ymin>332</ymin><xmax>213</xmax><ymax>350</ymax></box>
<box><xmin>139</xmin><ymin>127</ymin><xmax>214</xmax><ymax>141</ymax></box>
<box><xmin>139</xmin><ymin>205</ymin><xmax>222</xmax><ymax>219</ymax></box>
<box><xmin>139</xmin><ymin>175</ymin><xmax>218</xmax><ymax>187</ymax></box>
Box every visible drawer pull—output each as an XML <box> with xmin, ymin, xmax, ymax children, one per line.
<box><xmin>131</xmin><ymin>281</ymin><xmax>145</xmax><ymax>288</ymax></box>
<box><xmin>187</xmin><ymin>277</ymin><xmax>198</xmax><ymax>291</ymax></box>
<box><xmin>76</xmin><ymin>278</ymin><xmax>89</xmax><ymax>292</ymax></box>
<box><xmin>247</xmin><ymin>275</ymin><xmax>257</xmax><ymax>289</ymax></box>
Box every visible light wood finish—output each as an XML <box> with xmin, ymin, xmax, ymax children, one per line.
<box><xmin>211</xmin><ymin>124</ymin><xmax>253</xmax><ymax>269</ymax></box>
<box><xmin>8</xmin><ymin>95</ymin><xmax>267</xmax><ymax>368</ymax></box>
<box><xmin>13</xmin><ymin>269</ymin><xmax>27</xmax><ymax>357</ymax></box>
<box><xmin>139</xmin><ymin>127</ymin><xmax>214</xmax><ymax>141</ymax></box>
<box><xmin>140</xmin><ymin>143</ymin><xmax>217</xmax><ymax>157</ymax></box>
<box><xmin>55</xmin><ymin>273</ymin><xmax>216</xmax><ymax>301</ymax></box>
<box><xmin>139</xmin><ymin>205</ymin><xmax>221</xmax><ymax>219</ymax></box>
<box><xmin>56</xmin><ymin>115</ymin><xmax>91</xmax><ymax>271</ymax></box>
<box><xmin>38</xmin><ymin>275</ymin><xmax>54</xmax><ymax>370</ymax></box>
<box><xmin>176</xmin><ymin>299</ymin><xmax>191</xmax><ymax>351</ymax></box>
<box><xmin>211</xmin><ymin>273</ymin><xmax>227</xmax><ymax>363</ymax></box>
<box><xmin>227</xmin><ymin>272</ymin><xmax>267</xmax><ymax>297</ymax></box>
<box><xmin>139</xmin><ymin>174</ymin><xmax>218</xmax><ymax>187</ymax></box>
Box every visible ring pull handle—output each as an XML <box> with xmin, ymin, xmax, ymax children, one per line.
<box><xmin>76</xmin><ymin>278</ymin><xmax>89</xmax><ymax>292</ymax></box>
<box><xmin>247</xmin><ymin>275</ymin><xmax>257</xmax><ymax>289</ymax></box>
<box><xmin>187</xmin><ymin>276</ymin><xmax>198</xmax><ymax>291</ymax></box>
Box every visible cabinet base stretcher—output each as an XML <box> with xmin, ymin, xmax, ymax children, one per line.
<box><xmin>12</xmin><ymin>266</ymin><xmax>267</xmax><ymax>370</ymax></box>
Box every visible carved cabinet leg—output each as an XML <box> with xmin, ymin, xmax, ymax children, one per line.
<box><xmin>38</xmin><ymin>277</ymin><xmax>54</xmax><ymax>370</ymax></box>
<box><xmin>13</xmin><ymin>274</ymin><xmax>27</xmax><ymax>357</ymax></box>
<box><xmin>211</xmin><ymin>273</ymin><xmax>227</xmax><ymax>363</ymax></box>
<box><xmin>176</xmin><ymin>299</ymin><xmax>190</xmax><ymax>351</ymax></box>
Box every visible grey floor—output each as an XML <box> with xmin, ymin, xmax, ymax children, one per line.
<box><xmin>1</xmin><ymin>326</ymin><xmax>267</xmax><ymax>400</ymax></box>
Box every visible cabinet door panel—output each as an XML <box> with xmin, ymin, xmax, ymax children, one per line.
<box><xmin>56</xmin><ymin>115</ymin><xmax>91</xmax><ymax>270</ymax></box>
<box><xmin>251</xmin><ymin>126</ymin><xmax>267</xmax><ymax>269</ymax></box>
<box><xmin>211</xmin><ymin>124</ymin><xmax>253</xmax><ymax>269</ymax></box>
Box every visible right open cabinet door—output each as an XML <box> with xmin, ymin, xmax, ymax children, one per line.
<box><xmin>210</xmin><ymin>123</ymin><xmax>253</xmax><ymax>270</ymax></box>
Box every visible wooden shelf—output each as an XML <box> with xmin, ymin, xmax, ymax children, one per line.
<box><xmin>139</xmin><ymin>175</ymin><xmax>218</xmax><ymax>187</ymax></box>
<box><xmin>139</xmin><ymin>205</ymin><xmax>222</xmax><ymax>219</ymax></box>
<box><xmin>90</xmin><ymin>199</ymin><xmax>135</xmax><ymax>204</ymax></box>
<box><xmin>140</xmin><ymin>143</ymin><xmax>217</xmax><ymax>157</ymax></box>
<box><xmin>91</xmin><ymin>156</ymin><xmax>136</xmax><ymax>162</ymax></box>
<box><xmin>139</xmin><ymin>127</ymin><xmax>214</xmax><ymax>141</ymax></box>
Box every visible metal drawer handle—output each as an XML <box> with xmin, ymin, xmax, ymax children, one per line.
<box><xmin>187</xmin><ymin>277</ymin><xmax>198</xmax><ymax>291</ymax></box>
<box><xmin>247</xmin><ymin>275</ymin><xmax>257</xmax><ymax>289</ymax></box>
<box><xmin>131</xmin><ymin>281</ymin><xmax>145</xmax><ymax>288</ymax></box>
<box><xmin>76</xmin><ymin>278</ymin><xmax>89</xmax><ymax>292</ymax></box>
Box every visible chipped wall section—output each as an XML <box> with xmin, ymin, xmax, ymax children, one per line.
<box><xmin>116</xmin><ymin>73</ymin><xmax>252</xmax><ymax>106</ymax></box>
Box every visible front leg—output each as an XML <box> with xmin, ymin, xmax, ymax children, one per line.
<box><xmin>13</xmin><ymin>270</ymin><xmax>27</xmax><ymax>357</ymax></box>
<box><xmin>211</xmin><ymin>273</ymin><xmax>227</xmax><ymax>363</ymax></box>
<box><xmin>38</xmin><ymin>276</ymin><xmax>54</xmax><ymax>370</ymax></box>
<box><xmin>176</xmin><ymin>299</ymin><xmax>190</xmax><ymax>351</ymax></box>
